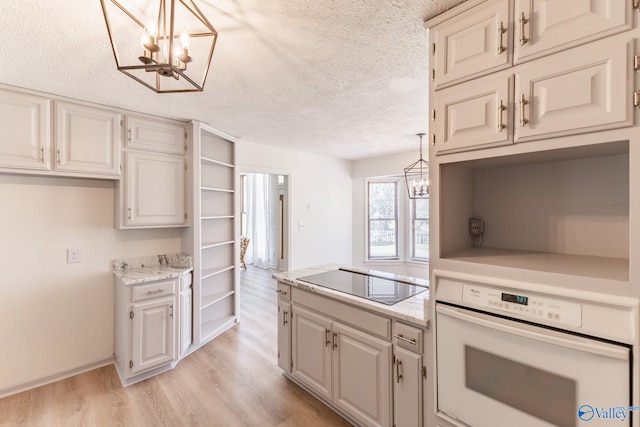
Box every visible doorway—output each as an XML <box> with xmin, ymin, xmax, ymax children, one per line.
<box><xmin>240</xmin><ymin>172</ymin><xmax>290</xmax><ymax>271</ymax></box>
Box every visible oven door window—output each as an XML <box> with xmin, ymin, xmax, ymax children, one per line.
<box><xmin>436</xmin><ymin>305</ymin><xmax>630</xmax><ymax>427</ymax></box>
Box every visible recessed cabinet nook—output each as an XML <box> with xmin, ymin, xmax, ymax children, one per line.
<box><xmin>427</xmin><ymin>1</ymin><xmax>640</xmax><ymax>427</ymax></box>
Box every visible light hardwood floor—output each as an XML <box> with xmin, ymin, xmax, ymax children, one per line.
<box><xmin>0</xmin><ymin>267</ymin><xmax>351</xmax><ymax>427</ymax></box>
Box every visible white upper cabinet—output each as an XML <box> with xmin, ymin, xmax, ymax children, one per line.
<box><xmin>0</xmin><ymin>87</ymin><xmax>121</xmax><ymax>178</ymax></box>
<box><xmin>431</xmin><ymin>0</ymin><xmax>511</xmax><ymax>90</ymax></box>
<box><xmin>514</xmin><ymin>37</ymin><xmax>634</xmax><ymax>142</ymax></box>
<box><xmin>123</xmin><ymin>150</ymin><xmax>186</xmax><ymax>227</ymax></box>
<box><xmin>513</xmin><ymin>0</ymin><xmax>632</xmax><ymax>64</ymax></box>
<box><xmin>0</xmin><ymin>88</ymin><xmax>51</xmax><ymax>171</ymax></box>
<box><xmin>54</xmin><ymin>101</ymin><xmax>121</xmax><ymax>177</ymax></box>
<box><xmin>126</xmin><ymin>115</ymin><xmax>187</xmax><ymax>155</ymax></box>
<box><xmin>435</xmin><ymin>74</ymin><xmax>513</xmax><ymax>154</ymax></box>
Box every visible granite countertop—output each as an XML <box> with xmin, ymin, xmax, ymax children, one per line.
<box><xmin>113</xmin><ymin>253</ymin><xmax>193</xmax><ymax>285</ymax></box>
<box><xmin>273</xmin><ymin>265</ymin><xmax>430</xmax><ymax>327</ymax></box>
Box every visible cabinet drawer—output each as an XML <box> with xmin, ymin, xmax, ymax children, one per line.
<box><xmin>393</xmin><ymin>322</ymin><xmax>423</xmax><ymax>353</ymax></box>
<box><xmin>292</xmin><ymin>287</ymin><xmax>391</xmax><ymax>340</ymax></box>
<box><xmin>132</xmin><ymin>279</ymin><xmax>176</xmax><ymax>302</ymax></box>
<box><xmin>277</xmin><ymin>282</ymin><xmax>291</xmax><ymax>301</ymax></box>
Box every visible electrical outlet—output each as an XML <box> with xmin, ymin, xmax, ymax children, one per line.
<box><xmin>298</xmin><ymin>222</ymin><xmax>306</xmax><ymax>231</ymax></box>
<box><xmin>67</xmin><ymin>248</ymin><xmax>80</xmax><ymax>263</ymax></box>
<box><xmin>469</xmin><ymin>218</ymin><xmax>484</xmax><ymax>237</ymax></box>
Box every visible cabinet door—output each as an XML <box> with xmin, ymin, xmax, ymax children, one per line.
<box><xmin>277</xmin><ymin>300</ymin><xmax>291</xmax><ymax>372</ymax></box>
<box><xmin>131</xmin><ymin>295</ymin><xmax>177</xmax><ymax>375</ymax></box>
<box><xmin>431</xmin><ymin>0</ymin><xmax>510</xmax><ymax>90</ymax></box>
<box><xmin>54</xmin><ymin>101</ymin><xmax>121</xmax><ymax>176</ymax></box>
<box><xmin>513</xmin><ymin>0</ymin><xmax>632</xmax><ymax>65</ymax></box>
<box><xmin>332</xmin><ymin>322</ymin><xmax>392</xmax><ymax>427</ymax></box>
<box><xmin>0</xmin><ymin>88</ymin><xmax>50</xmax><ymax>171</ymax></box>
<box><xmin>292</xmin><ymin>306</ymin><xmax>333</xmax><ymax>401</ymax></box>
<box><xmin>124</xmin><ymin>151</ymin><xmax>186</xmax><ymax>227</ymax></box>
<box><xmin>514</xmin><ymin>37</ymin><xmax>633</xmax><ymax>143</ymax></box>
<box><xmin>435</xmin><ymin>74</ymin><xmax>512</xmax><ymax>155</ymax></box>
<box><xmin>394</xmin><ymin>348</ymin><xmax>423</xmax><ymax>427</ymax></box>
<box><xmin>180</xmin><ymin>287</ymin><xmax>192</xmax><ymax>356</ymax></box>
<box><xmin>126</xmin><ymin>115</ymin><xmax>186</xmax><ymax>155</ymax></box>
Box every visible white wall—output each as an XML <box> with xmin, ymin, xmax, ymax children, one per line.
<box><xmin>352</xmin><ymin>151</ymin><xmax>429</xmax><ymax>279</ymax></box>
<box><xmin>0</xmin><ymin>174</ymin><xmax>182</xmax><ymax>395</ymax></box>
<box><xmin>237</xmin><ymin>141</ymin><xmax>353</xmax><ymax>270</ymax></box>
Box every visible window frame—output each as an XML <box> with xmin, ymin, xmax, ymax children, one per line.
<box><xmin>409</xmin><ymin>196</ymin><xmax>429</xmax><ymax>263</ymax></box>
<box><xmin>366</xmin><ymin>178</ymin><xmax>400</xmax><ymax>261</ymax></box>
<box><xmin>364</xmin><ymin>176</ymin><xmax>429</xmax><ymax>265</ymax></box>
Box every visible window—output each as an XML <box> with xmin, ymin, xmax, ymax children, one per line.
<box><xmin>368</xmin><ymin>180</ymin><xmax>399</xmax><ymax>260</ymax></box>
<box><xmin>410</xmin><ymin>197</ymin><xmax>429</xmax><ymax>261</ymax></box>
<box><xmin>366</xmin><ymin>177</ymin><xmax>429</xmax><ymax>264</ymax></box>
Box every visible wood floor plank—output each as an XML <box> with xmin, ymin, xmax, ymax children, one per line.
<box><xmin>0</xmin><ymin>266</ymin><xmax>351</xmax><ymax>427</ymax></box>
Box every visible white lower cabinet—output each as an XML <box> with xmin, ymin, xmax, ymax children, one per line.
<box><xmin>394</xmin><ymin>347</ymin><xmax>423</xmax><ymax>427</ymax></box>
<box><xmin>179</xmin><ymin>273</ymin><xmax>193</xmax><ymax>356</ymax></box>
<box><xmin>292</xmin><ymin>305</ymin><xmax>392</xmax><ymax>427</ymax></box>
<box><xmin>114</xmin><ymin>275</ymin><xmax>184</xmax><ymax>385</ymax></box>
<box><xmin>130</xmin><ymin>295</ymin><xmax>177</xmax><ymax>375</ymax></box>
<box><xmin>277</xmin><ymin>299</ymin><xmax>292</xmax><ymax>372</ymax></box>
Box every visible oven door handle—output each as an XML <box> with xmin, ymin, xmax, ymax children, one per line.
<box><xmin>436</xmin><ymin>305</ymin><xmax>629</xmax><ymax>360</ymax></box>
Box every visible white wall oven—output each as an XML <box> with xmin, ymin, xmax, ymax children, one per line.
<box><xmin>433</xmin><ymin>271</ymin><xmax>639</xmax><ymax>427</ymax></box>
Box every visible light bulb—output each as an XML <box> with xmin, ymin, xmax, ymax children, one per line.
<box><xmin>180</xmin><ymin>28</ymin><xmax>190</xmax><ymax>49</ymax></box>
<box><xmin>140</xmin><ymin>32</ymin><xmax>150</xmax><ymax>48</ymax></box>
<box><xmin>146</xmin><ymin>18</ymin><xmax>158</xmax><ymax>38</ymax></box>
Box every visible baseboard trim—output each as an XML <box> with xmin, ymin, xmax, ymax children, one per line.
<box><xmin>0</xmin><ymin>356</ymin><xmax>115</xmax><ymax>399</ymax></box>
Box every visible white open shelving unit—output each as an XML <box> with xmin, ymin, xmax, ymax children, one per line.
<box><xmin>185</xmin><ymin>121</ymin><xmax>239</xmax><ymax>348</ymax></box>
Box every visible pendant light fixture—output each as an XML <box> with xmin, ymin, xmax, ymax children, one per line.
<box><xmin>100</xmin><ymin>0</ymin><xmax>218</xmax><ymax>93</ymax></box>
<box><xmin>404</xmin><ymin>133</ymin><xmax>430</xmax><ymax>199</ymax></box>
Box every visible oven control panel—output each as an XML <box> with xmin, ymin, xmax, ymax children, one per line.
<box><xmin>462</xmin><ymin>284</ymin><xmax>582</xmax><ymax>327</ymax></box>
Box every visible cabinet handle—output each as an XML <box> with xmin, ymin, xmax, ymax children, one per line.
<box><xmin>325</xmin><ymin>328</ymin><xmax>331</xmax><ymax>347</ymax></box>
<box><xmin>127</xmin><ymin>207</ymin><xmax>132</xmax><ymax>219</ymax></box>
<box><xmin>169</xmin><ymin>304</ymin><xmax>174</xmax><ymax>318</ymax></box>
<box><xmin>497</xmin><ymin>99</ymin><xmax>506</xmax><ymax>132</ymax></box>
<box><xmin>146</xmin><ymin>288</ymin><xmax>165</xmax><ymax>295</ymax></box>
<box><xmin>396</xmin><ymin>359</ymin><xmax>403</xmax><ymax>383</ymax></box>
<box><xmin>282</xmin><ymin>310</ymin><xmax>288</xmax><ymax>326</ymax></box>
<box><xmin>394</xmin><ymin>333</ymin><xmax>417</xmax><ymax>345</ymax></box>
<box><xmin>519</xmin><ymin>93</ymin><xmax>529</xmax><ymax>127</ymax></box>
<box><xmin>275</xmin><ymin>289</ymin><xmax>287</xmax><ymax>296</ymax></box>
<box><xmin>332</xmin><ymin>332</ymin><xmax>338</xmax><ymax>350</ymax></box>
<box><xmin>56</xmin><ymin>148</ymin><xmax>61</xmax><ymax>165</ymax></box>
<box><xmin>497</xmin><ymin>21</ymin><xmax>506</xmax><ymax>54</ymax></box>
<box><xmin>127</xmin><ymin>128</ymin><xmax>132</xmax><ymax>143</ymax></box>
<box><xmin>519</xmin><ymin>12</ymin><xmax>529</xmax><ymax>46</ymax></box>
<box><xmin>40</xmin><ymin>147</ymin><xmax>45</xmax><ymax>164</ymax></box>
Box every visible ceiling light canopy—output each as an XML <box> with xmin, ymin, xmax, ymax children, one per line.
<box><xmin>100</xmin><ymin>0</ymin><xmax>218</xmax><ymax>93</ymax></box>
<box><xmin>404</xmin><ymin>133</ymin><xmax>429</xmax><ymax>199</ymax></box>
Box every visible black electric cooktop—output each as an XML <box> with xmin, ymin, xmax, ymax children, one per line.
<box><xmin>297</xmin><ymin>269</ymin><xmax>427</xmax><ymax>305</ymax></box>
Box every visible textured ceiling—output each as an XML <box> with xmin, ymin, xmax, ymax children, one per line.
<box><xmin>0</xmin><ymin>0</ymin><xmax>465</xmax><ymax>160</ymax></box>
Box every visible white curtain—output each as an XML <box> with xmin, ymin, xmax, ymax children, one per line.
<box><xmin>245</xmin><ymin>173</ymin><xmax>272</xmax><ymax>268</ymax></box>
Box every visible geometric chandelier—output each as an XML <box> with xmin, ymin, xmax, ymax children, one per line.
<box><xmin>404</xmin><ymin>133</ymin><xmax>430</xmax><ymax>199</ymax></box>
<box><xmin>99</xmin><ymin>0</ymin><xmax>218</xmax><ymax>93</ymax></box>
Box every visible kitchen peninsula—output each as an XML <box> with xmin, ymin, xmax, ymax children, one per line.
<box><xmin>273</xmin><ymin>266</ymin><xmax>431</xmax><ymax>427</ymax></box>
